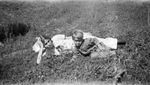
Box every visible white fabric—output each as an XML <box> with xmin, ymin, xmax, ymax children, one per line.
<box><xmin>32</xmin><ymin>37</ymin><xmax>41</xmax><ymax>53</ymax></box>
<box><xmin>51</xmin><ymin>34</ymin><xmax>66</xmax><ymax>48</ymax></box>
<box><xmin>51</xmin><ymin>34</ymin><xmax>75</xmax><ymax>55</ymax></box>
<box><xmin>83</xmin><ymin>33</ymin><xmax>118</xmax><ymax>49</ymax></box>
<box><xmin>100</xmin><ymin>37</ymin><xmax>118</xmax><ymax>49</ymax></box>
<box><xmin>0</xmin><ymin>42</ymin><xmax>4</xmax><ymax>47</ymax></box>
<box><xmin>32</xmin><ymin>37</ymin><xmax>46</xmax><ymax>64</ymax></box>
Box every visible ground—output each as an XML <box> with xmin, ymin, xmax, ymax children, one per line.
<box><xmin>0</xmin><ymin>0</ymin><xmax>150</xmax><ymax>85</ymax></box>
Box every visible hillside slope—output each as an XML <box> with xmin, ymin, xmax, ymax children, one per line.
<box><xmin>0</xmin><ymin>1</ymin><xmax>150</xmax><ymax>85</ymax></box>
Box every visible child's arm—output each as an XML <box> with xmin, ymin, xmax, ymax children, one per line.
<box><xmin>78</xmin><ymin>45</ymin><xmax>97</xmax><ymax>55</ymax></box>
<box><xmin>71</xmin><ymin>47</ymin><xmax>80</xmax><ymax>61</ymax></box>
<box><xmin>97</xmin><ymin>42</ymin><xmax>111</xmax><ymax>50</ymax></box>
<box><xmin>78</xmin><ymin>38</ymin><xmax>99</xmax><ymax>55</ymax></box>
<box><xmin>91</xmin><ymin>38</ymin><xmax>111</xmax><ymax>50</ymax></box>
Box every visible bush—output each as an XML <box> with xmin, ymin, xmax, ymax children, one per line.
<box><xmin>0</xmin><ymin>22</ymin><xmax>30</xmax><ymax>42</ymax></box>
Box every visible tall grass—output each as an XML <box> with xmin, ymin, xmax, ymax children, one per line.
<box><xmin>0</xmin><ymin>1</ymin><xmax>150</xmax><ymax>85</ymax></box>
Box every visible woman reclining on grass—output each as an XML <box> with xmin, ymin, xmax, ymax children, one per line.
<box><xmin>32</xmin><ymin>34</ymin><xmax>75</xmax><ymax>64</ymax></box>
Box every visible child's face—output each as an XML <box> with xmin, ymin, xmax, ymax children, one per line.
<box><xmin>74</xmin><ymin>39</ymin><xmax>83</xmax><ymax>47</ymax></box>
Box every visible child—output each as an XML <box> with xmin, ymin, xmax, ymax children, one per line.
<box><xmin>71</xmin><ymin>29</ymin><xmax>116</xmax><ymax>61</ymax></box>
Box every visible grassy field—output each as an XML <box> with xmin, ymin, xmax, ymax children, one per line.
<box><xmin>0</xmin><ymin>0</ymin><xmax>150</xmax><ymax>85</ymax></box>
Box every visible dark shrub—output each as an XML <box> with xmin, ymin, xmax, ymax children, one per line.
<box><xmin>0</xmin><ymin>22</ymin><xmax>30</xmax><ymax>42</ymax></box>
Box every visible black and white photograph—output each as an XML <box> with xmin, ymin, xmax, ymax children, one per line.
<box><xmin>0</xmin><ymin>0</ymin><xmax>150</xmax><ymax>85</ymax></box>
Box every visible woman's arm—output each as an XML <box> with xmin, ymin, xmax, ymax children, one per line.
<box><xmin>37</xmin><ymin>40</ymin><xmax>44</xmax><ymax>64</ymax></box>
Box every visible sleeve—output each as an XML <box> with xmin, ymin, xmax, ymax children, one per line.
<box><xmin>79</xmin><ymin>38</ymin><xmax>110</xmax><ymax>55</ymax></box>
<box><xmin>77</xmin><ymin>38</ymin><xmax>99</xmax><ymax>55</ymax></box>
<box><xmin>91</xmin><ymin>38</ymin><xmax>110</xmax><ymax>50</ymax></box>
<box><xmin>90</xmin><ymin>38</ymin><xmax>100</xmax><ymax>46</ymax></box>
<box><xmin>73</xmin><ymin>47</ymin><xmax>80</xmax><ymax>55</ymax></box>
<box><xmin>37</xmin><ymin>41</ymin><xmax>44</xmax><ymax>64</ymax></box>
<box><xmin>71</xmin><ymin>47</ymin><xmax>80</xmax><ymax>61</ymax></box>
<box><xmin>78</xmin><ymin>48</ymin><xmax>91</xmax><ymax>55</ymax></box>
<box><xmin>85</xmin><ymin>38</ymin><xmax>100</xmax><ymax>52</ymax></box>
